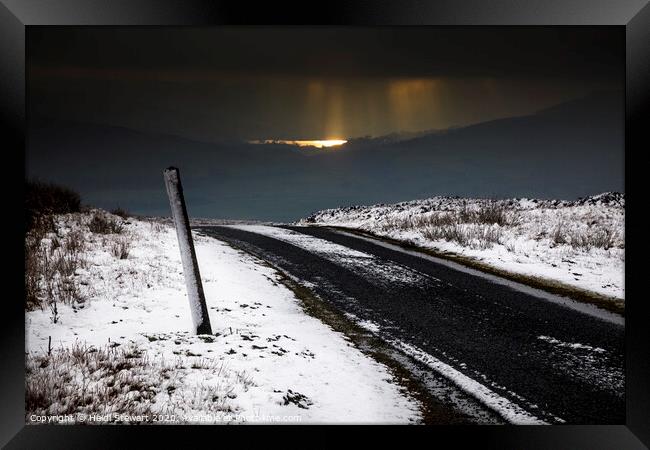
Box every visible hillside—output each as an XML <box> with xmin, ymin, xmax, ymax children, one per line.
<box><xmin>301</xmin><ymin>193</ymin><xmax>625</xmax><ymax>304</ymax></box>
<box><xmin>28</xmin><ymin>90</ymin><xmax>623</xmax><ymax>221</ymax></box>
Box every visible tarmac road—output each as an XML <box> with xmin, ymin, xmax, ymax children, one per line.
<box><xmin>198</xmin><ymin>225</ymin><xmax>625</xmax><ymax>424</ymax></box>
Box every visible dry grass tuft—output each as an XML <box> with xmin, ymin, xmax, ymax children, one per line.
<box><xmin>111</xmin><ymin>238</ymin><xmax>131</xmax><ymax>260</ymax></box>
<box><xmin>26</xmin><ymin>341</ymin><xmax>255</xmax><ymax>423</ymax></box>
<box><xmin>25</xmin><ymin>222</ymin><xmax>87</xmax><ymax>313</ymax></box>
<box><xmin>89</xmin><ymin>213</ymin><xmax>124</xmax><ymax>234</ymax></box>
<box><xmin>26</xmin><ymin>343</ymin><xmax>160</xmax><ymax>419</ymax></box>
<box><xmin>376</xmin><ymin>200</ymin><xmax>518</xmax><ymax>250</ymax></box>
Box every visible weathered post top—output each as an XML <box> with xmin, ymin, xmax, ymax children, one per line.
<box><xmin>163</xmin><ymin>167</ymin><xmax>212</xmax><ymax>335</ymax></box>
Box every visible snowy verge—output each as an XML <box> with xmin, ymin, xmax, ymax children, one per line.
<box><xmin>301</xmin><ymin>193</ymin><xmax>624</xmax><ymax>302</ymax></box>
<box><xmin>25</xmin><ymin>212</ymin><xmax>421</xmax><ymax>424</ymax></box>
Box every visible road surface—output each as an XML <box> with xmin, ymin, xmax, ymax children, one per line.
<box><xmin>198</xmin><ymin>224</ymin><xmax>624</xmax><ymax>424</ymax></box>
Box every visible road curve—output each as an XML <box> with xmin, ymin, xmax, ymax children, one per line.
<box><xmin>197</xmin><ymin>224</ymin><xmax>624</xmax><ymax>424</ymax></box>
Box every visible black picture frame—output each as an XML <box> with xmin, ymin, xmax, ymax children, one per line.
<box><xmin>2</xmin><ymin>0</ymin><xmax>648</xmax><ymax>447</ymax></box>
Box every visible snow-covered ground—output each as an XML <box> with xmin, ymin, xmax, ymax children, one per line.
<box><xmin>301</xmin><ymin>193</ymin><xmax>624</xmax><ymax>301</ymax></box>
<box><xmin>25</xmin><ymin>211</ymin><xmax>421</xmax><ymax>424</ymax></box>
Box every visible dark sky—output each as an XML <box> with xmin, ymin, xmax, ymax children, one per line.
<box><xmin>27</xmin><ymin>27</ymin><xmax>624</xmax><ymax>220</ymax></box>
<box><xmin>28</xmin><ymin>27</ymin><xmax>623</xmax><ymax>142</ymax></box>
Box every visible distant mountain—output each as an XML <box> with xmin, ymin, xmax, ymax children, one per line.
<box><xmin>27</xmin><ymin>90</ymin><xmax>624</xmax><ymax>221</ymax></box>
<box><xmin>344</xmin><ymin>129</ymin><xmax>448</xmax><ymax>147</ymax></box>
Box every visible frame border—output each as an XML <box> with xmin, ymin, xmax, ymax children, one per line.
<box><xmin>2</xmin><ymin>1</ymin><xmax>648</xmax><ymax>447</ymax></box>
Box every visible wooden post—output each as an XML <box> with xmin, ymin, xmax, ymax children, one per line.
<box><xmin>163</xmin><ymin>167</ymin><xmax>212</xmax><ymax>335</ymax></box>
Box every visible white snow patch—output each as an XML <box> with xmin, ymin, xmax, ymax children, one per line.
<box><xmin>344</xmin><ymin>312</ymin><xmax>381</xmax><ymax>334</ymax></box>
<box><xmin>537</xmin><ymin>335</ymin><xmax>606</xmax><ymax>353</ymax></box>
<box><xmin>26</xmin><ymin>213</ymin><xmax>421</xmax><ymax>424</ymax></box>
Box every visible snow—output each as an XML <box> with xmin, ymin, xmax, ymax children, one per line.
<box><xmin>537</xmin><ymin>335</ymin><xmax>606</xmax><ymax>353</ymax></box>
<box><xmin>535</xmin><ymin>335</ymin><xmax>623</xmax><ymax>394</ymax></box>
<box><xmin>388</xmin><ymin>339</ymin><xmax>552</xmax><ymax>425</ymax></box>
<box><xmin>229</xmin><ymin>224</ymin><xmax>432</xmax><ymax>287</ymax></box>
<box><xmin>26</xmin><ymin>212</ymin><xmax>421</xmax><ymax>424</ymax></box>
<box><xmin>301</xmin><ymin>193</ymin><xmax>624</xmax><ymax>301</ymax></box>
